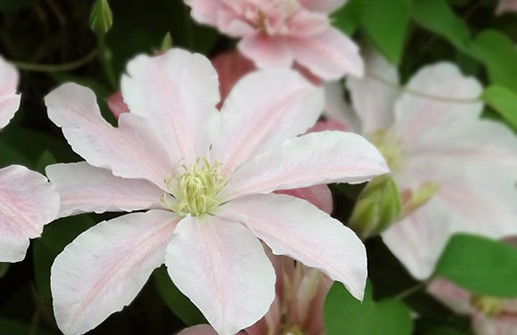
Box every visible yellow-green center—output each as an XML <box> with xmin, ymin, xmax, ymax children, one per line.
<box><xmin>164</xmin><ymin>159</ymin><xmax>226</xmax><ymax>217</ymax></box>
<box><xmin>470</xmin><ymin>295</ymin><xmax>504</xmax><ymax>317</ymax></box>
<box><xmin>369</xmin><ymin>130</ymin><xmax>405</xmax><ymax>171</ymax></box>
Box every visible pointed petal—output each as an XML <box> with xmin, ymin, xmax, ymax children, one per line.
<box><xmin>393</xmin><ymin>62</ymin><xmax>482</xmax><ymax>144</ymax></box>
<box><xmin>238</xmin><ymin>34</ymin><xmax>294</xmax><ymax>69</ymax></box>
<box><xmin>51</xmin><ymin>210</ymin><xmax>178</xmax><ymax>335</ymax></box>
<box><xmin>347</xmin><ymin>49</ymin><xmax>399</xmax><ymax>133</ymax></box>
<box><xmin>299</xmin><ymin>0</ymin><xmax>347</xmax><ymax>13</ymax></box>
<box><xmin>287</xmin><ymin>27</ymin><xmax>364</xmax><ymax>80</ymax></box>
<box><xmin>46</xmin><ymin>162</ymin><xmax>165</xmax><ymax>218</ymax></box>
<box><xmin>0</xmin><ymin>56</ymin><xmax>20</xmax><ymax>129</ymax></box>
<box><xmin>45</xmin><ymin>83</ymin><xmax>174</xmax><ymax>188</ymax></box>
<box><xmin>211</xmin><ymin>69</ymin><xmax>323</xmax><ymax>173</ymax></box>
<box><xmin>121</xmin><ymin>49</ymin><xmax>220</xmax><ymax>165</ymax></box>
<box><xmin>0</xmin><ymin>165</ymin><xmax>59</xmax><ymax>262</ymax></box>
<box><xmin>166</xmin><ymin>215</ymin><xmax>275</xmax><ymax>335</ymax></box>
<box><xmin>222</xmin><ymin>131</ymin><xmax>388</xmax><ymax>200</ymax></box>
<box><xmin>220</xmin><ymin>193</ymin><xmax>367</xmax><ymax>300</ymax></box>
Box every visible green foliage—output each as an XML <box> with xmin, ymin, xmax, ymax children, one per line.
<box><xmin>435</xmin><ymin>234</ymin><xmax>517</xmax><ymax>297</ymax></box>
<box><xmin>324</xmin><ymin>282</ymin><xmax>413</xmax><ymax>335</ymax></box>
<box><xmin>481</xmin><ymin>85</ymin><xmax>517</xmax><ymax>130</ymax></box>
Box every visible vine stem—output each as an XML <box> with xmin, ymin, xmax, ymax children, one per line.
<box><xmin>10</xmin><ymin>48</ymin><xmax>99</xmax><ymax>72</ymax></box>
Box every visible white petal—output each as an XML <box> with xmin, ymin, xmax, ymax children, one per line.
<box><xmin>0</xmin><ymin>56</ymin><xmax>20</xmax><ymax>129</ymax></box>
<box><xmin>46</xmin><ymin>162</ymin><xmax>165</xmax><ymax>217</ymax></box>
<box><xmin>393</xmin><ymin>62</ymin><xmax>483</xmax><ymax>144</ymax></box>
<box><xmin>166</xmin><ymin>215</ymin><xmax>275</xmax><ymax>335</ymax></box>
<box><xmin>121</xmin><ymin>49</ymin><xmax>220</xmax><ymax>165</ymax></box>
<box><xmin>222</xmin><ymin>131</ymin><xmax>388</xmax><ymax>200</ymax></box>
<box><xmin>211</xmin><ymin>69</ymin><xmax>324</xmax><ymax>173</ymax></box>
<box><xmin>51</xmin><ymin>210</ymin><xmax>178</xmax><ymax>335</ymax></box>
<box><xmin>45</xmin><ymin>83</ymin><xmax>174</xmax><ymax>188</ymax></box>
<box><xmin>0</xmin><ymin>165</ymin><xmax>59</xmax><ymax>262</ymax></box>
<box><xmin>220</xmin><ymin>193</ymin><xmax>367</xmax><ymax>300</ymax></box>
<box><xmin>347</xmin><ymin>49</ymin><xmax>399</xmax><ymax>133</ymax></box>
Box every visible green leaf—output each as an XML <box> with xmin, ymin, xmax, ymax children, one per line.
<box><xmin>361</xmin><ymin>0</ymin><xmax>411</xmax><ymax>63</ymax></box>
<box><xmin>470</xmin><ymin>30</ymin><xmax>517</xmax><ymax>93</ymax></box>
<box><xmin>434</xmin><ymin>234</ymin><xmax>517</xmax><ymax>297</ymax></box>
<box><xmin>324</xmin><ymin>282</ymin><xmax>413</xmax><ymax>335</ymax></box>
<box><xmin>481</xmin><ymin>85</ymin><xmax>517</xmax><ymax>130</ymax></box>
<box><xmin>330</xmin><ymin>0</ymin><xmax>364</xmax><ymax>35</ymax></box>
<box><xmin>411</xmin><ymin>0</ymin><xmax>471</xmax><ymax>50</ymax></box>
<box><xmin>153</xmin><ymin>266</ymin><xmax>206</xmax><ymax>326</ymax></box>
<box><xmin>0</xmin><ymin>318</ymin><xmax>57</xmax><ymax>335</ymax></box>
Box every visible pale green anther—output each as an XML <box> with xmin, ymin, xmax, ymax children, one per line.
<box><xmin>470</xmin><ymin>295</ymin><xmax>504</xmax><ymax>317</ymax></box>
<box><xmin>369</xmin><ymin>130</ymin><xmax>405</xmax><ymax>171</ymax></box>
<box><xmin>166</xmin><ymin>159</ymin><xmax>226</xmax><ymax>217</ymax></box>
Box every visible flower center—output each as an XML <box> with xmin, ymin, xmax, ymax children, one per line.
<box><xmin>368</xmin><ymin>130</ymin><xmax>405</xmax><ymax>171</ymax></box>
<box><xmin>244</xmin><ymin>0</ymin><xmax>299</xmax><ymax>36</ymax></box>
<box><xmin>470</xmin><ymin>295</ymin><xmax>504</xmax><ymax>318</ymax></box>
<box><xmin>163</xmin><ymin>159</ymin><xmax>226</xmax><ymax>217</ymax></box>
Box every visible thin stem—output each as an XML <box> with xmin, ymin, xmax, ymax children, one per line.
<box><xmin>366</xmin><ymin>70</ymin><xmax>480</xmax><ymax>104</ymax></box>
<box><xmin>11</xmin><ymin>48</ymin><xmax>99</xmax><ymax>72</ymax></box>
<box><xmin>394</xmin><ymin>280</ymin><xmax>430</xmax><ymax>300</ymax></box>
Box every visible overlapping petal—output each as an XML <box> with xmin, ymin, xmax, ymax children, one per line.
<box><xmin>299</xmin><ymin>0</ymin><xmax>347</xmax><ymax>13</ymax></box>
<box><xmin>0</xmin><ymin>56</ymin><xmax>21</xmax><ymax>129</ymax></box>
<box><xmin>222</xmin><ymin>131</ymin><xmax>388</xmax><ymax>200</ymax></box>
<box><xmin>276</xmin><ymin>184</ymin><xmax>333</xmax><ymax>214</ymax></box>
<box><xmin>211</xmin><ymin>69</ymin><xmax>323</xmax><ymax>172</ymax></box>
<box><xmin>121</xmin><ymin>49</ymin><xmax>220</xmax><ymax>165</ymax></box>
<box><xmin>46</xmin><ymin>162</ymin><xmax>165</xmax><ymax>217</ymax></box>
<box><xmin>45</xmin><ymin>83</ymin><xmax>174</xmax><ymax>188</ymax></box>
<box><xmin>166</xmin><ymin>215</ymin><xmax>275</xmax><ymax>335</ymax></box>
<box><xmin>220</xmin><ymin>193</ymin><xmax>367</xmax><ymax>300</ymax></box>
<box><xmin>239</xmin><ymin>35</ymin><xmax>294</xmax><ymax>69</ymax></box>
<box><xmin>51</xmin><ymin>210</ymin><xmax>178</xmax><ymax>335</ymax></box>
<box><xmin>287</xmin><ymin>27</ymin><xmax>364</xmax><ymax>79</ymax></box>
<box><xmin>0</xmin><ymin>165</ymin><xmax>59</xmax><ymax>262</ymax></box>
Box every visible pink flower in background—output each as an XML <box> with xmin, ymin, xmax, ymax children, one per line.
<box><xmin>327</xmin><ymin>49</ymin><xmax>517</xmax><ymax>280</ymax></box>
<box><xmin>496</xmin><ymin>0</ymin><xmax>517</xmax><ymax>15</ymax></box>
<box><xmin>106</xmin><ymin>91</ymin><xmax>129</xmax><ymax>118</ymax></box>
<box><xmin>179</xmin><ymin>253</ymin><xmax>331</xmax><ymax>335</ymax></box>
<box><xmin>429</xmin><ymin>278</ymin><xmax>517</xmax><ymax>335</ymax></box>
<box><xmin>45</xmin><ymin>49</ymin><xmax>388</xmax><ymax>335</ymax></box>
<box><xmin>185</xmin><ymin>0</ymin><xmax>363</xmax><ymax>80</ymax></box>
<box><xmin>0</xmin><ymin>56</ymin><xmax>59</xmax><ymax>262</ymax></box>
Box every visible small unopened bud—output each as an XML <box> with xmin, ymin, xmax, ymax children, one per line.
<box><xmin>348</xmin><ymin>175</ymin><xmax>401</xmax><ymax>239</ymax></box>
<box><xmin>89</xmin><ymin>0</ymin><xmax>113</xmax><ymax>35</ymax></box>
<box><xmin>159</xmin><ymin>33</ymin><xmax>173</xmax><ymax>52</ymax></box>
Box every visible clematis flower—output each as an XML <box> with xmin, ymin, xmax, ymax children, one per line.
<box><xmin>428</xmin><ymin>278</ymin><xmax>517</xmax><ymax>335</ymax></box>
<box><xmin>179</xmin><ymin>252</ymin><xmax>331</xmax><ymax>335</ymax></box>
<box><xmin>185</xmin><ymin>0</ymin><xmax>363</xmax><ymax>80</ymax></box>
<box><xmin>0</xmin><ymin>56</ymin><xmax>60</xmax><ymax>262</ymax></box>
<box><xmin>327</xmin><ymin>49</ymin><xmax>517</xmax><ymax>280</ymax></box>
<box><xmin>44</xmin><ymin>48</ymin><xmax>388</xmax><ymax>335</ymax></box>
<box><xmin>496</xmin><ymin>0</ymin><xmax>517</xmax><ymax>15</ymax></box>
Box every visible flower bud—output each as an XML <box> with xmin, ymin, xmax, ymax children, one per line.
<box><xmin>348</xmin><ymin>175</ymin><xmax>401</xmax><ymax>239</ymax></box>
<box><xmin>89</xmin><ymin>0</ymin><xmax>113</xmax><ymax>35</ymax></box>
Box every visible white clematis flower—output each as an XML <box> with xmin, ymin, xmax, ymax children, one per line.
<box><xmin>44</xmin><ymin>49</ymin><xmax>388</xmax><ymax>335</ymax></box>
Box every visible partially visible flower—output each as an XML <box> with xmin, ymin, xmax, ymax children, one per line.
<box><xmin>326</xmin><ymin>49</ymin><xmax>517</xmax><ymax>280</ymax></box>
<box><xmin>179</xmin><ymin>253</ymin><xmax>332</xmax><ymax>335</ymax></box>
<box><xmin>0</xmin><ymin>56</ymin><xmax>60</xmax><ymax>263</ymax></box>
<box><xmin>429</xmin><ymin>278</ymin><xmax>517</xmax><ymax>335</ymax></box>
<box><xmin>45</xmin><ymin>49</ymin><xmax>388</xmax><ymax>335</ymax></box>
<box><xmin>496</xmin><ymin>0</ymin><xmax>517</xmax><ymax>15</ymax></box>
<box><xmin>107</xmin><ymin>91</ymin><xmax>129</xmax><ymax>118</ymax></box>
<box><xmin>185</xmin><ymin>0</ymin><xmax>363</xmax><ymax>80</ymax></box>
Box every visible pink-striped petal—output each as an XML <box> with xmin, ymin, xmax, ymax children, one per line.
<box><xmin>211</xmin><ymin>69</ymin><xmax>323</xmax><ymax>173</ymax></box>
<box><xmin>299</xmin><ymin>0</ymin><xmax>347</xmax><ymax>13</ymax></box>
<box><xmin>287</xmin><ymin>27</ymin><xmax>363</xmax><ymax>80</ymax></box>
<box><xmin>166</xmin><ymin>215</ymin><xmax>275</xmax><ymax>335</ymax></box>
<box><xmin>347</xmin><ymin>49</ymin><xmax>399</xmax><ymax>133</ymax></box>
<box><xmin>0</xmin><ymin>165</ymin><xmax>59</xmax><ymax>262</ymax></box>
<box><xmin>222</xmin><ymin>131</ymin><xmax>388</xmax><ymax>200</ymax></box>
<box><xmin>286</xmin><ymin>9</ymin><xmax>329</xmax><ymax>37</ymax></box>
<box><xmin>121</xmin><ymin>49</ymin><xmax>220</xmax><ymax>165</ymax></box>
<box><xmin>276</xmin><ymin>184</ymin><xmax>333</xmax><ymax>214</ymax></box>
<box><xmin>46</xmin><ymin>162</ymin><xmax>165</xmax><ymax>218</ymax></box>
<box><xmin>45</xmin><ymin>83</ymin><xmax>174</xmax><ymax>188</ymax></box>
<box><xmin>51</xmin><ymin>210</ymin><xmax>178</xmax><ymax>335</ymax></box>
<box><xmin>238</xmin><ymin>34</ymin><xmax>294</xmax><ymax>69</ymax></box>
<box><xmin>220</xmin><ymin>193</ymin><xmax>367</xmax><ymax>300</ymax></box>
<box><xmin>0</xmin><ymin>56</ymin><xmax>20</xmax><ymax>129</ymax></box>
